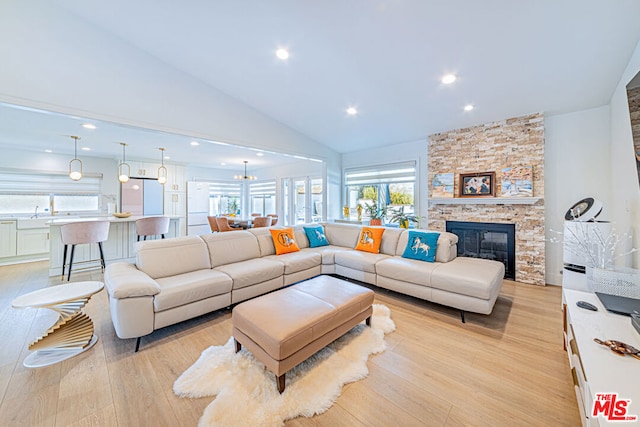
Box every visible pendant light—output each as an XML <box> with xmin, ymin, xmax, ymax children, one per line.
<box><xmin>234</xmin><ymin>160</ymin><xmax>257</xmax><ymax>180</ymax></box>
<box><xmin>68</xmin><ymin>135</ymin><xmax>82</xmax><ymax>181</ymax></box>
<box><xmin>118</xmin><ymin>142</ymin><xmax>130</xmax><ymax>183</ymax></box>
<box><xmin>157</xmin><ymin>148</ymin><xmax>167</xmax><ymax>185</ymax></box>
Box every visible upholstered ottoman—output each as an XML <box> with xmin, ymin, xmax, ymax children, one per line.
<box><xmin>232</xmin><ymin>275</ymin><xmax>374</xmax><ymax>393</ymax></box>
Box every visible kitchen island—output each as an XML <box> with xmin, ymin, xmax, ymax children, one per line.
<box><xmin>48</xmin><ymin>215</ymin><xmax>181</xmax><ymax>277</ymax></box>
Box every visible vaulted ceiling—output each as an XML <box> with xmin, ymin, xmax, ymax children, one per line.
<box><xmin>2</xmin><ymin>0</ymin><xmax>640</xmax><ymax>165</ymax></box>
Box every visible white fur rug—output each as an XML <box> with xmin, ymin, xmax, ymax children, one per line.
<box><xmin>174</xmin><ymin>304</ymin><xmax>395</xmax><ymax>427</ymax></box>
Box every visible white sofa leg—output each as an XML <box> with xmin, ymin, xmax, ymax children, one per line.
<box><xmin>460</xmin><ymin>310</ymin><xmax>466</xmax><ymax>323</ymax></box>
<box><xmin>135</xmin><ymin>337</ymin><xmax>141</xmax><ymax>352</ymax></box>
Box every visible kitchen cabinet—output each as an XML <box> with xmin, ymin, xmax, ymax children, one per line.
<box><xmin>17</xmin><ymin>228</ymin><xmax>49</xmax><ymax>255</ymax></box>
<box><xmin>167</xmin><ymin>165</ymin><xmax>187</xmax><ymax>192</ymax></box>
<box><xmin>164</xmin><ymin>192</ymin><xmax>187</xmax><ymax>236</ymax></box>
<box><xmin>129</xmin><ymin>161</ymin><xmax>161</xmax><ymax>178</ymax></box>
<box><xmin>0</xmin><ymin>220</ymin><xmax>17</xmax><ymax>258</ymax></box>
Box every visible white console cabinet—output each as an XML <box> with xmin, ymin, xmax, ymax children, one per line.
<box><xmin>563</xmin><ymin>289</ymin><xmax>640</xmax><ymax>426</ymax></box>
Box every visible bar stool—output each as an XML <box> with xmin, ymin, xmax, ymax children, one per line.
<box><xmin>60</xmin><ymin>221</ymin><xmax>110</xmax><ymax>282</ymax></box>
<box><xmin>136</xmin><ymin>216</ymin><xmax>170</xmax><ymax>241</ymax></box>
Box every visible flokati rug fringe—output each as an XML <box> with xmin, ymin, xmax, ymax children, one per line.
<box><xmin>174</xmin><ymin>303</ymin><xmax>395</xmax><ymax>427</ymax></box>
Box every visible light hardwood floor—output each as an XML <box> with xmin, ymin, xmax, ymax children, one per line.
<box><xmin>0</xmin><ymin>261</ymin><xmax>581</xmax><ymax>426</ymax></box>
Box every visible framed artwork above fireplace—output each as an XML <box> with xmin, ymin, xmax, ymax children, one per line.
<box><xmin>459</xmin><ymin>172</ymin><xmax>495</xmax><ymax>197</ymax></box>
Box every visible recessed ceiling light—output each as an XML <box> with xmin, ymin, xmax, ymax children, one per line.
<box><xmin>81</xmin><ymin>123</ymin><xmax>96</xmax><ymax>130</ymax></box>
<box><xmin>346</xmin><ymin>107</ymin><xmax>358</xmax><ymax>116</ymax></box>
<box><xmin>44</xmin><ymin>149</ymin><xmax>52</xmax><ymax>153</ymax></box>
<box><xmin>256</xmin><ymin>152</ymin><xmax>264</xmax><ymax>157</ymax></box>
<box><xmin>276</xmin><ymin>48</ymin><xmax>289</xmax><ymax>60</ymax></box>
<box><xmin>441</xmin><ymin>74</ymin><xmax>457</xmax><ymax>84</ymax></box>
<box><xmin>164</xmin><ymin>156</ymin><xmax>171</xmax><ymax>160</ymax></box>
<box><xmin>190</xmin><ymin>141</ymin><xmax>199</xmax><ymax>146</ymax></box>
<box><xmin>220</xmin><ymin>162</ymin><xmax>227</xmax><ymax>166</ymax></box>
<box><xmin>81</xmin><ymin>147</ymin><xmax>91</xmax><ymax>151</ymax></box>
<box><xmin>464</xmin><ymin>104</ymin><xmax>474</xmax><ymax>111</ymax></box>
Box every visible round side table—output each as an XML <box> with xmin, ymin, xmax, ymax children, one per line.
<box><xmin>12</xmin><ymin>281</ymin><xmax>104</xmax><ymax>368</ymax></box>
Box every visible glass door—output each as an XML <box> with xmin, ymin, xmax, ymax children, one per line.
<box><xmin>281</xmin><ymin>176</ymin><xmax>323</xmax><ymax>225</ymax></box>
<box><xmin>294</xmin><ymin>178</ymin><xmax>308</xmax><ymax>224</ymax></box>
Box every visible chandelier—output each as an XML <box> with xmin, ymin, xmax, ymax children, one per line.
<box><xmin>234</xmin><ymin>160</ymin><xmax>257</xmax><ymax>180</ymax></box>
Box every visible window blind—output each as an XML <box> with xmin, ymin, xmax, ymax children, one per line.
<box><xmin>249</xmin><ymin>180</ymin><xmax>276</xmax><ymax>196</ymax></box>
<box><xmin>208</xmin><ymin>181</ymin><xmax>242</xmax><ymax>197</ymax></box>
<box><xmin>0</xmin><ymin>170</ymin><xmax>102</xmax><ymax>194</ymax></box>
<box><xmin>344</xmin><ymin>161</ymin><xmax>416</xmax><ymax>186</ymax></box>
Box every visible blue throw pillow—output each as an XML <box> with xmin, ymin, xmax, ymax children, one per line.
<box><xmin>401</xmin><ymin>231</ymin><xmax>440</xmax><ymax>262</ymax></box>
<box><xmin>304</xmin><ymin>225</ymin><xmax>329</xmax><ymax>248</ymax></box>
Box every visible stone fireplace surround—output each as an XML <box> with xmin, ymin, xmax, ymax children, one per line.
<box><xmin>427</xmin><ymin>113</ymin><xmax>545</xmax><ymax>286</ymax></box>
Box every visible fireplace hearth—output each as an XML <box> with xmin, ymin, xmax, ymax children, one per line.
<box><xmin>445</xmin><ymin>221</ymin><xmax>515</xmax><ymax>280</ymax></box>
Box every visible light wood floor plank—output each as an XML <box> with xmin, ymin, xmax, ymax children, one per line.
<box><xmin>0</xmin><ymin>261</ymin><xmax>581</xmax><ymax>426</ymax></box>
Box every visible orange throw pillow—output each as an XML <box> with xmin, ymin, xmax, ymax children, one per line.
<box><xmin>270</xmin><ymin>228</ymin><xmax>300</xmax><ymax>255</ymax></box>
<box><xmin>355</xmin><ymin>227</ymin><xmax>385</xmax><ymax>254</ymax></box>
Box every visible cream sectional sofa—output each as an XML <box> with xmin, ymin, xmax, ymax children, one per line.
<box><xmin>104</xmin><ymin>222</ymin><xmax>505</xmax><ymax>350</ymax></box>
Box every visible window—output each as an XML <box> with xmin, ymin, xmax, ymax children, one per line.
<box><xmin>0</xmin><ymin>170</ymin><xmax>102</xmax><ymax>215</ymax></box>
<box><xmin>208</xmin><ymin>181</ymin><xmax>242</xmax><ymax>216</ymax></box>
<box><xmin>344</xmin><ymin>161</ymin><xmax>416</xmax><ymax>221</ymax></box>
<box><xmin>249</xmin><ymin>180</ymin><xmax>276</xmax><ymax>216</ymax></box>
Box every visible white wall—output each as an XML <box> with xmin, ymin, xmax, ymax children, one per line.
<box><xmin>0</xmin><ymin>1</ymin><xmax>341</xmax><ymax>208</ymax></box>
<box><xmin>0</xmin><ymin>147</ymin><xmax>120</xmax><ymax>213</ymax></box>
<box><xmin>609</xmin><ymin>39</ymin><xmax>640</xmax><ymax>267</ymax></box>
<box><xmin>544</xmin><ymin>107</ymin><xmax>612</xmax><ymax>285</ymax></box>
<box><xmin>341</xmin><ymin>139</ymin><xmax>428</xmax><ymax>221</ymax></box>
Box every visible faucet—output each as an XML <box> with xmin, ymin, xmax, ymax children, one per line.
<box><xmin>30</xmin><ymin>206</ymin><xmax>39</xmax><ymax>219</ymax></box>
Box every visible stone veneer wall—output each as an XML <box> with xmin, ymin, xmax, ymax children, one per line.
<box><xmin>628</xmin><ymin>86</ymin><xmax>640</xmax><ymax>157</ymax></box>
<box><xmin>428</xmin><ymin>113</ymin><xmax>546</xmax><ymax>286</ymax></box>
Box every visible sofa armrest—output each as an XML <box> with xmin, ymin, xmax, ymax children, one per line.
<box><xmin>104</xmin><ymin>262</ymin><xmax>161</xmax><ymax>299</ymax></box>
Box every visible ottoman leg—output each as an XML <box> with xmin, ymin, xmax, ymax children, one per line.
<box><xmin>234</xmin><ymin>338</ymin><xmax>241</xmax><ymax>353</ymax></box>
<box><xmin>277</xmin><ymin>374</ymin><xmax>286</xmax><ymax>394</ymax></box>
<box><xmin>366</xmin><ymin>316</ymin><xmax>371</xmax><ymax>326</ymax></box>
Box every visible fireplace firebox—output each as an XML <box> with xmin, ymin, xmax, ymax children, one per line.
<box><xmin>445</xmin><ymin>221</ymin><xmax>515</xmax><ymax>280</ymax></box>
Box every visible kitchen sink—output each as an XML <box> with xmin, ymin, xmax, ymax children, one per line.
<box><xmin>16</xmin><ymin>218</ymin><xmax>52</xmax><ymax>229</ymax></box>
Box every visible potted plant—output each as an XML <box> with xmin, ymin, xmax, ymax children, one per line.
<box><xmin>389</xmin><ymin>206</ymin><xmax>420</xmax><ymax>229</ymax></box>
<box><xmin>363</xmin><ymin>200</ymin><xmax>386</xmax><ymax>226</ymax></box>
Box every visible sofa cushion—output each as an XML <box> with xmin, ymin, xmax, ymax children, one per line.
<box><xmin>270</xmin><ymin>228</ymin><xmax>300</xmax><ymax>255</ymax></box>
<box><xmin>200</xmin><ymin>231</ymin><xmax>261</xmax><ymax>267</ymax></box>
<box><xmin>265</xmin><ymin>250</ymin><xmax>321</xmax><ymax>274</ymax></box>
<box><xmin>355</xmin><ymin>227</ymin><xmax>385</xmax><ymax>254</ymax></box>
<box><xmin>378</xmin><ymin>227</ymin><xmax>404</xmax><ymax>255</ymax></box>
<box><xmin>215</xmin><ymin>258</ymin><xmax>284</xmax><ymax>289</ymax></box>
<box><xmin>335</xmin><ymin>250</ymin><xmax>390</xmax><ymax>274</ymax></box>
<box><xmin>322</xmin><ymin>223</ymin><xmax>361</xmax><ymax>248</ymax></box>
<box><xmin>153</xmin><ymin>269</ymin><xmax>233</xmax><ymax>311</ymax></box>
<box><xmin>291</xmin><ymin>226</ymin><xmax>310</xmax><ymax>249</ymax></box>
<box><xmin>302</xmin><ymin>245</ymin><xmax>352</xmax><ymax>264</ymax></box>
<box><xmin>303</xmin><ymin>225</ymin><xmax>329</xmax><ymax>247</ymax></box>
<box><xmin>375</xmin><ymin>257</ymin><xmax>440</xmax><ymax>286</ymax></box>
<box><xmin>136</xmin><ymin>236</ymin><xmax>211</xmax><ymax>279</ymax></box>
<box><xmin>396</xmin><ymin>230</ymin><xmax>458</xmax><ymax>263</ymax></box>
<box><xmin>430</xmin><ymin>257</ymin><xmax>505</xmax><ymax>300</ymax></box>
<box><xmin>401</xmin><ymin>231</ymin><xmax>440</xmax><ymax>262</ymax></box>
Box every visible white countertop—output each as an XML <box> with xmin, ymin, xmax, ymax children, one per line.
<box><xmin>47</xmin><ymin>215</ymin><xmax>182</xmax><ymax>225</ymax></box>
